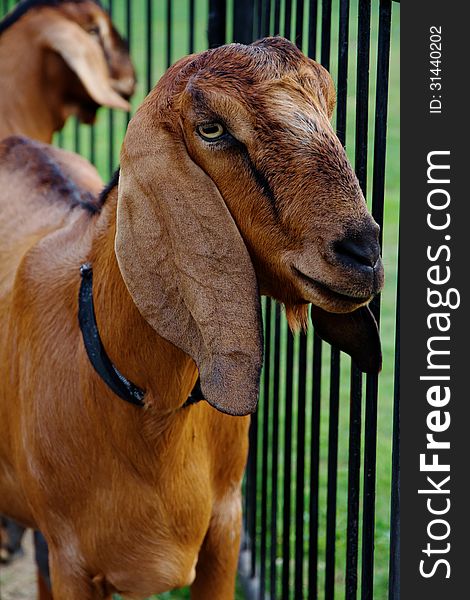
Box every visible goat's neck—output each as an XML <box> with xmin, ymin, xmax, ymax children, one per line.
<box><xmin>88</xmin><ymin>190</ymin><xmax>198</xmax><ymax>416</ymax></box>
<box><xmin>0</xmin><ymin>30</ymin><xmax>62</xmax><ymax>143</ymax></box>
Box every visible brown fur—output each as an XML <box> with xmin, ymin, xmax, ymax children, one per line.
<box><xmin>0</xmin><ymin>0</ymin><xmax>135</xmax><ymax>143</ymax></box>
<box><xmin>0</xmin><ymin>38</ymin><xmax>383</xmax><ymax>598</ymax></box>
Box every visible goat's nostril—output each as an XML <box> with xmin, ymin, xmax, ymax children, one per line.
<box><xmin>334</xmin><ymin>236</ymin><xmax>380</xmax><ymax>269</ymax></box>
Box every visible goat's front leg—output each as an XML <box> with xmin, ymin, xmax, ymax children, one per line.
<box><xmin>191</xmin><ymin>493</ymin><xmax>242</xmax><ymax>600</ymax></box>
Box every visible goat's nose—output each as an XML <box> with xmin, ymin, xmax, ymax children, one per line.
<box><xmin>334</xmin><ymin>229</ymin><xmax>381</xmax><ymax>270</ymax></box>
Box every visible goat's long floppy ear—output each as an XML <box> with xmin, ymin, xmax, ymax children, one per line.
<box><xmin>308</xmin><ymin>59</ymin><xmax>336</xmax><ymax>119</ymax></box>
<box><xmin>116</xmin><ymin>117</ymin><xmax>263</xmax><ymax>416</ymax></box>
<box><xmin>39</xmin><ymin>19</ymin><xmax>130</xmax><ymax>111</ymax></box>
<box><xmin>310</xmin><ymin>305</ymin><xmax>382</xmax><ymax>373</ymax></box>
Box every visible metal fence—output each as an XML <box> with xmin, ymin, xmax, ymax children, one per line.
<box><xmin>0</xmin><ymin>1</ymin><xmax>400</xmax><ymax>599</ymax></box>
<box><xmin>229</xmin><ymin>3</ymin><xmax>400</xmax><ymax>600</ymax></box>
<box><xmin>214</xmin><ymin>0</ymin><xmax>399</xmax><ymax>600</ymax></box>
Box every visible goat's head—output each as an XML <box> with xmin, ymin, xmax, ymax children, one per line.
<box><xmin>116</xmin><ymin>38</ymin><xmax>384</xmax><ymax>416</ymax></box>
<box><xmin>1</xmin><ymin>0</ymin><xmax>135</xmax><ymax>124</ymax></box>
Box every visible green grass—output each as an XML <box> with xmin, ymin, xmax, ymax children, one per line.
<box><xmin>1</xmin><ymin>0</ymin><xmax>400</xmax><ymax>598</ymax></box>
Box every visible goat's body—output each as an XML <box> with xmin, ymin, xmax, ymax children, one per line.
<box><xmin>0</xmin><ymin>137</ymin><xmax>248</xmax><ymax>598</ymax></box>
<box><xmin>0</xmin><ymin>38</ymin><xmax>385</xmax><ymax>599</ymax></box>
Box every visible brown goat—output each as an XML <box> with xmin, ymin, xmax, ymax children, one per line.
<box><xmin>0</xmin><ymin>0</ymin><xmax>137</xmax><ymax>573</ymax></box>
<box><xmin>0</xmin><ymin>0</ymin><xmax>135</xmax><ymax>143</ymax></box>
<box><xmin>0</xmin><ymin>38</ymin><xmax>383</xmax><ymax>599</ymax></box>
<box><xmin>0</xmin><ymin>0</ymin><xmax>136</xmax><ymax>583</ymax></box>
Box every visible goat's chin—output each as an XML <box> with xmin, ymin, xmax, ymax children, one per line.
<box><xmin>77</xmin><ymin>104</ymin><xmax>99</xmax><ymax>125</ymax></box>
<box><xmin>289</xmin><ymin>269</ymin><xmax>375</xmax><ymax>315</ymax></box>
<box><xmin>61</xmin><ymin>100</ymin><xmax>98</xmax><ymax>125</ymax></box>
<box><xmin>312</xmin><ymin>296</ymin><xmax>370</xmax><ymax>314</ymax></box>
<box><xmin>303</xmin><ymin>283</ymin><xmax>372</xmax><ymax>314</ymax></box>
<box><xmin>283</xmin><ymin>297</ymin><xmax>367</xmax><ymax>334</ymax></box>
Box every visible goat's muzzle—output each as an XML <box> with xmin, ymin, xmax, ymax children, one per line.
<box><xmin>327</xmin><ymin>222</ymin><xmax>385</xmax><ymax>304</ymax></box>
<box><xmin>111</xmin><ymin>77</ymin><xmax>136</xmax><ymax>102</ymax></box>
<box><xmin>291</xmin><ymin>220</ymin><xmax>384</xmax><ymax>313</ymax></box>
<box><xmin>334</xmin><ymin>226</ymin><xmax>381</xmax><ymax>272</ymax></box>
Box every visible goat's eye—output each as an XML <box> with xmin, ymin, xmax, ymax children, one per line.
<box><xmin>197</xmin><ymin>123</ymin><xmax>225</xmax><ymax>141</ymax></box>
<box><xmin>87</xmin><ymin>25</ymin><xmax>100</xmax><ymax>37</ymax></box>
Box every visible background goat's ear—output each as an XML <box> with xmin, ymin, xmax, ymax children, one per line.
<box><xmin>39</xmin><ymin>20</ymin><xmax>130</xmax><ymax>112</ymax></box>
<box><xmin>116</xmin><ymin>117</ymin><xmax>263</xmax><ymax>416</ymax></box>
<box><xmin>310</xmin><ymin>305</ymin><xmax>382</xmax><ymax>373</ymax></box>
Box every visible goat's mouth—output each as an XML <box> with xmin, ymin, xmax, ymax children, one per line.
<box><xmin>292</xmin><ymin>266</ymin><xmax>374</xmax><ymax>311</ymax></box>
<box><xmin>75</xmin><ymin>99</ymin><xmax>100</xmax><ymax>124</ymax></box>
<box><xmin>110</xmin><ymin>78</ymin><xmax>136</xmax><ymax>102</ymax></box>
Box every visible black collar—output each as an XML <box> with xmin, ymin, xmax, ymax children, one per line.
<box><xmin>78</xmin><ymin>263</ymin><xmax>204</xmax><ymax>409</ymax></box>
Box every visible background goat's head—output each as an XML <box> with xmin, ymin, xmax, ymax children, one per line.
<box><xmin>0</xmin><ymin>0</ymin><xmax>135</xmax><ymax>125</ymax></box>
<box><xmin>116</xmin><ymin>37</ymin><xmax>384</xmax><ymax>416</ymax></box>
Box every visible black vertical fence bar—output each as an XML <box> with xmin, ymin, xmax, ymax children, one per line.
<box><xmin>308</xmin><ymin>334</ymin><xmax>322</xmax><ymax>599</ymax></box>
<box><xmin>336</xmin><ymin>0</ymin><xmax>350</xmax><ymax>146</ymax></box>
<box><xmin>281</xmin><ymin>330</ymin><xmax>294</xmax><ymax>600</ymax></box>
<box><xmin>256</xmin><ymin>0</ymin><xmax>264</xmax><ymax>38</ymax></box>
<box><xmin>108</xmin><ymin>0</ymin><xmax>114</xmax><ymax>178</ymax></box>
<box><xmin>389</xmin><ymin>279</ymin><xmax>400</xmax><ymax>600</ymax></box>
<box><xmin>273</xmin><ymin>0</ymin><xmax>281</xmax><ymax>36</ymax></box>
<box><xmin>166</xmin><ymin>0</ymin><xmax>172</xmax><ymax>68</ymax></box>
<box><xmin>371</xmin><ymin>0</ymin><xmax>392</xmax><ymax>243</ymax></box>
<box><xmin>345</xmin><ymin>368</ymin><xmax>364</xmax><ymax>600</ymax></box>
<box><xmin>284</xmin><ymin>0</ymin><xmax>292</xmax><ymax>39</ymax></box>
<box><xmin>247</xmin><ymin>409</ymin><xmax>259</xmax><ymax>579</ymax></box>
<box><xmin>146</xmin><ymin>0</ymin><xmax>153</xmax><ymax>94</ymax></box>
<box><xmin>126</xmin><ymin>0</ymin><xmax>131</xmax><ymax>58</ymax></box>
<box><xmin>361</xmin><ymin>2</ymin><xmax>392</xmax><ymax>598</ymax></box>
<box><xmin>295</xmin><ymin>0</ymin><xmax>304</xmax><ymax>48</ymax></box>
<box><xmin>355</xmin><ymin>0</ymin><xmax>371</xmax><ymax>192</ymax></box>
<box><xmin>269</xmin><ymin>304</ymin><xmax>281</xmax><ymax>599</ymax></box>
<box><xmin>325</xmin><ymin>1</ymin><xmax>349</xmax><ymax>596</ymax></box>
<box><xmin>89</xmin><ymin>118</ymin><xmax>96</xmax><ymax>166</ymax></box>
<box><xmin>325</xmin><ymin>348</ymin><xmax>341</xmax><ymax>600</ymax></box>
<box><xmin>233</xmin><ymin>0</ymin><xmax>254</xmax><ymax>44</ymax></box>
<box><xmin>74</xmin><ymin>118</ymin><xmax>80</xmax><ymax>155</ymax></box>
<box><xmin>261</xmin><ymin>0</ymin><xmax>270</xmax><ymax>38</ymax></box>
<box><xmin>208</xmin><ymin>0</ymin><xmax>226</xmax><ymax>48</ymax></box>
<box><xmin>346</xmin><ymin>2</ymin><xmax>371</xmax><ymax>599</ymax></box>
<box><xmin>308</xmin><ymin>0</ymin><xmax>318</xmax><ymax>59</ymax></box>
<box><xmin>189</xmin><ymin>0</ymin><xmax>195</xmax><ymax>53</ymax></box>
<box><xmin>255</xmin><ymin>0</ymin><xmax>260</xmax><ymax>39</ymax></box>
<box><xmin>361</xmin><ymin>353</ymin><xmax>379</xmax><ymax>600</ymax></box>
<box><xmin>294</xmin><ymin>333</ymin><xmax>307</xmax><ymax>600</ymax></box>
<box><xmin>320</xmin><ymin>0</ymin><xmax>332</xmax><ymax>68</ymax></box>
<box><xmin>125</xmin><ymin>0</ymin><xmax>132</xmax><ymax>125</ymax></box>
<box><xmin>259</xmin><ymin>299</ymin><xmax>272</xmax><ymax>598</ymax></box>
